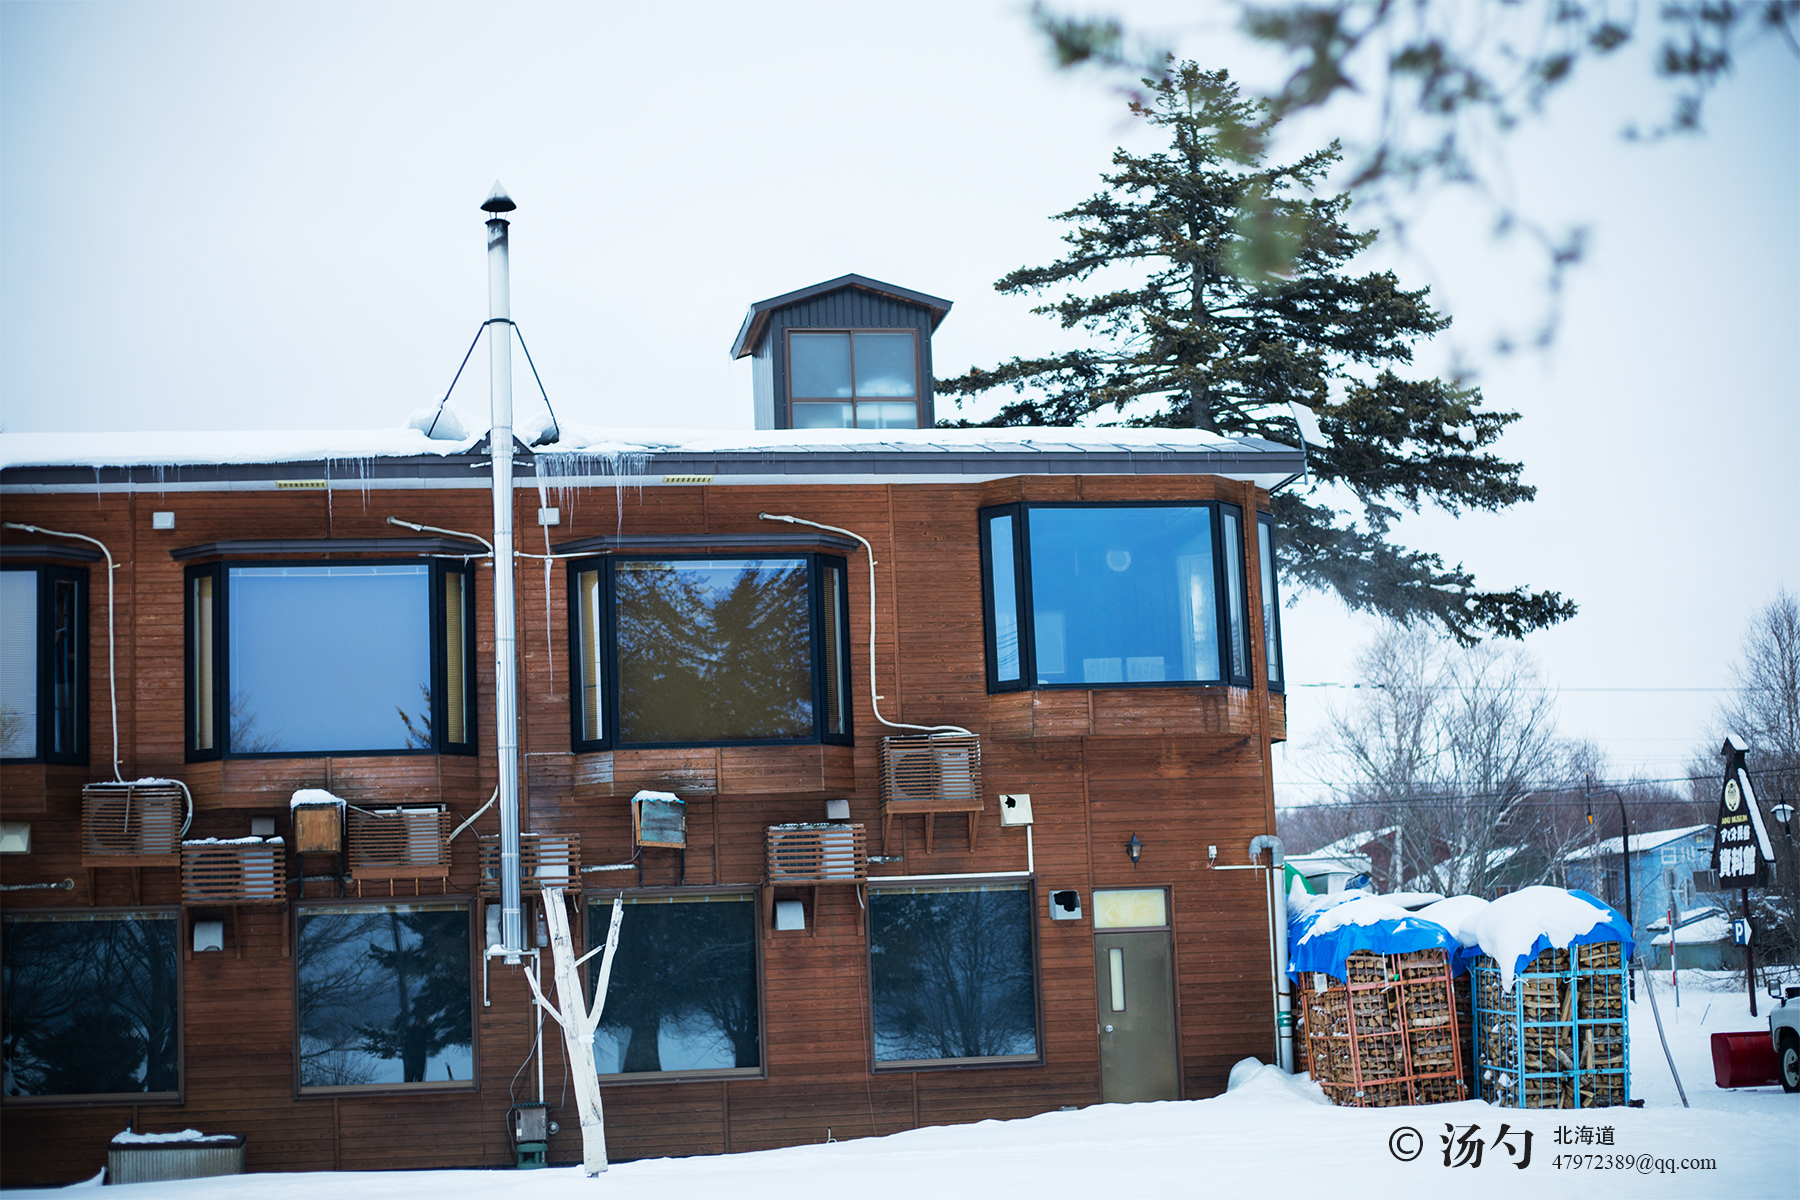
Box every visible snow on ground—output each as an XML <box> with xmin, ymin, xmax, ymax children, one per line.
<box><xmin>7</xmin><ymin>970</ymin><xmax>1790</xmax><ymax>1199</ymax></box>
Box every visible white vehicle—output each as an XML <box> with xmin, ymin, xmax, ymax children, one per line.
<box><xmin>1772</xmin><ymin>982</ymin><xmax>1800</xmax><ymax>1093</ymax></box>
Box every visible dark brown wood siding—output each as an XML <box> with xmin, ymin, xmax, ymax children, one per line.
<box><xmin>0</xmin><ymin>475</ymin><xmax>1285</xmax><ymax>1184</ymax></box>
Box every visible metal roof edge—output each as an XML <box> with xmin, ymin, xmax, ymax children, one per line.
<box><xmin>730</xmin><ymin>273</ymin><xmax>955</xmax><ymax>359</ymax></box>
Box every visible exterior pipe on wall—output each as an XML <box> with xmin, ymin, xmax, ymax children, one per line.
<box><xmin>483</xmin><ymin>183</ymin><xmax>524</xmax><ymax>963</ymax></box>
<box><xmin>757</xmin><ymin>513</ymin><xmax>970</xmax><ymax>737</ymax></box>
<box><xmin>1248</xmin><ymin>833</ymin><xmax>1292</xmax><ymax>1072</ymax></box>
<box><xmin>2</xmin><ymin>522</ymin><xmax>122</xmax><ymax>782</ymax></box>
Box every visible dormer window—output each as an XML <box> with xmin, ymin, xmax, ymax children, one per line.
<box><xmin>789</xmin><ymin>330</ymin><xmax>919</xmax><ymax>429</ymax></box>
<box><xmin>731</xmin><ymin>274</ymin><xmax>952</xmax><ymax>430</ymax></box>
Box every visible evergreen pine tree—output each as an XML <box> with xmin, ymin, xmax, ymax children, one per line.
<box><xmin>938</xmin><ymin>61</ymin><xmax>1575</xmax><ymax>643</ymax></box>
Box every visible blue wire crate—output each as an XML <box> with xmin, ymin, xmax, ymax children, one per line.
<box><xmin>1472</xmin><ymin>941</ymin><xmax>1628</xmax><ymax>1108</ymax></box>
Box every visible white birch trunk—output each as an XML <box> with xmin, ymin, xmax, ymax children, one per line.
<box><xmin>528</xmin><ymin>887</ymin><xmax>623</xmax><ymax>1176</ymax></box>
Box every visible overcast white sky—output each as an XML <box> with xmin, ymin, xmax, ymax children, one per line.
<box><xmin>2</xmin><ymin>1</ymin><xmax>1795</xmax><ymax>807</ymax></box>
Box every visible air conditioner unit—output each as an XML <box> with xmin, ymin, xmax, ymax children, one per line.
<box><xmin>82</xmin><ymin>782</ymin><xmax>183</xmax><ymax>864</ymax></box>
<box><xmin>348</xmin><ymin>807</ymin><xmax>452</xmax><ymax>893</ymax></box>
<box><xmin>879</xmin><ymin>734</ymin><xmax>981</xmax><ymax>807</ymax></box>
<box><xmin>479</xmin><ymin>832</ymin><xmax>583</xmax><ymax>896</ymax></box>
<box><xmin>877</xmin><ymin>734</ymin><xmax>983</xmax><ymax>854</ymax></box>
<box><xmin>767</xmin><ymin>823</ymin><xmax>867</xmax><ymax>883</ymax></box>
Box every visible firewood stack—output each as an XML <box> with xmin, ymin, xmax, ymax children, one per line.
<box><xmin>1296</xmin><ymin>948</ymin><xmax>1468</xmax><ymax>1107</ymax></box>
<box><xmin>1473</xmin><ymin>940</ymin><xmax>1628</xmax><ymax>1108</ymax></box>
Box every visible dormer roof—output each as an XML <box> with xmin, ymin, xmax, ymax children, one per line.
<box><xmin>730</xmin><ymin>274</ymin><xmax>953</xmax><ymax>360</ymax></box>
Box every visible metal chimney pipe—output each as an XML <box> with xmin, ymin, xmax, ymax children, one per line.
<box><xmin>484</xmin><ymin>182</ymin><xmax>524</xmax><ymax>964</ymax></box>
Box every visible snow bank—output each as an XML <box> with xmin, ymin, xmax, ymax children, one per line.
<box><xmin>181</xmin><ymin>837</ymin><xmax>284</xmax><ymax>846</ymax></box>
<box><xmin>1225</xmin><ymin>1057</ymin><xmax>1331</xmax><ymax>1106</ymax></box>
<box><xmin>1465</xmin><ymin>886</ymin><xmax>1634</xmax><ymax>993</ymax></box>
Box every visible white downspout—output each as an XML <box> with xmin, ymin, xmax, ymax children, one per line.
<box><xmin>1249</xmin><ymin>833</ymin><xmax>1292</xmax><ymax>1072</ymax></box>
<box><xmin>483</xmin><ymin>183</ymin><xmax>524</xmax><ymax>963</ymax></box>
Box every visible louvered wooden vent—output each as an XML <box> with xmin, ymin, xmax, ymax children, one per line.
<box><xmin>879</xmin><ymin>734</ymin><xmax>982</xmax><ymax>807</ymax></box>
<box><xmin>479</xmin><ymin>832</ymin><xmax>581</xmax><ymax>896</ymax></box>
<box><xmin>878</xmin><ymin>734</ymin><xmax>983</xmax><ymax>854</ymax></box>
<box><xmin>82</xmin><ymin>782</ymin><xmax>183</xmax><ymax>866</ymax></box>
<box><xmin>766</xmin><ymin>823</ymin><xmax>867</xmax><ymax>883</ymax></box>
<box><xmin>348</xmin><ymin>809</ymin><xmax>452</xmax><ymax>888</ymax></box>
<box><xmin>181</xmin><ymin>838</ymin><xmax>287</xmax><ymax>904</ymax></box>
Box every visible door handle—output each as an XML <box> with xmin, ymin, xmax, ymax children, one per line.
<box><xmin>1103</xmin><ymin>1024</ymin><xmax>1114</xmax><ymax>1033</ymax></box>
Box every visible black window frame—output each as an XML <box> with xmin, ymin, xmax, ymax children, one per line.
<box><xmin>0</xmin><ymin>905</ymin><xmax>184</xmax><ymax>1107</ymax></box>
<box><xmin>1258</xmin><ymin>510</ymin><xmax>1285</xmax><ymax>694</ymax></box>
<box><xmin>184</xmin><ymin>558</ymin><xmax>477</xmax><ymax>762</ymax></box>
<box><xmin>583</xmin><ymin>886</ymin><xmax>766</xmax><ymax>1085</ymax></box>
<box><xmin>290</xmin><ymin>895</ymin><xmax>479</xmax><ymax>1097</ymax></box>
<box><xmin>0</xmin><ymin>562</ymin><xmax>88</xmax><ymax>765</ymax></box>
<box><xmin>785</xmin><ymin>328</ymin><xmax>923</xmax><ymax>430</ymax></box>
<box><xmin>979</xmin><ymin>501</ymin><xmax>1256</xmax><ymax>694</ymax></box>
<box><xmin>567</xmin><ymin>552</ymin><xmax>853</xmax><ymax>752</ymax></box>
<box><xmin>864</xmin><ymin>877</ymin><xmax>1044</xmax><ymax>1072</ymax></box>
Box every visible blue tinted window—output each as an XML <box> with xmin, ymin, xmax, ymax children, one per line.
<box><xmin>2</xmin><ymin>911</ymin><xmax>180</xmax><ymax>1097</ymax></box>
<box><xmin>985</xmin><ymin>514</ymin><xmax>1020</xmax><ymax>684</ymax></box>
<box><xmin>296</xmin><ymin>902</ymin><xmax>471</xmax><ymax>1090</ymax></box>
<box><xmin>588</xmin><ymin>894</ymin><xmax>759</xmax><ymax>1076</ymax></box>
<box><xmin>228</xmin><ymin>565</ymin><xmax>431</xmax><ymax>753</ymax></box>
<box><xmin>1260</xmin><ymin>517</ymin><xmax>1283</xmax><ymax>688</ymax></box>
<box><xmin>870</xmin><ymin>884</ymin><xmax>1038</xmax><ymax>1064</ymax></box>
<box><xmin>1026</xmin><ymin>507</ymin><xmax>1220</xmax><ymax>685</ymax></box>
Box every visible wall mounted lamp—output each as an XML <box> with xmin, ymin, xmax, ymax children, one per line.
<box><xmin>1127</xmin><ymin>834</ymin><xmax>1142</xmax><ymax>865</ymax></box>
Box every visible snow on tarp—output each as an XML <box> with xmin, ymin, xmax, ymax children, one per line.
<box><xmin>1414</xmin><ymin>895</ymin><xmax>1491</xmax><ymax>972</ymax></box>
<box><xmin>1286</xmin><ymin>893</ymin><xmax>1459</xmax><ymax>982</ymax></box>
<box><xmin>181</xmin><ymin>836</ymin><xmax>285</xmax><ymax>846</ymax></box>
<box><xmin>1464</xmin><ymin>886</ymin><xmax>1634</xmax><ymax>993</ymax></box>
<box><xmin>290</xmin><ymin>788</ymin><xmax>346</xmax><ymax>809</ymax></box>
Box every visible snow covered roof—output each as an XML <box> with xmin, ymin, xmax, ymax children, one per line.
<box><xmin>1563</xmin><ymin>824</ymin><xmax>1711</xmax><ymax>862</ymax></box>
<box><xmin>0</xmin><ymin>423</ymin><xmax>1304</xmax><ymax>493</ymax></box>
<box><xmin>1651</xmin><ymin>912</ymin><xmax>1733</xmax><ymax>946</ymax></box>
<box><xmin>1304</xmin><ymin>826</ymin><xmax>1397</xmax><ymax>860</ymax></box>
<box><xmin>1284</xmin><ymin>848</ymin><xmax>1372</xmax><ymax>875</ymax></box>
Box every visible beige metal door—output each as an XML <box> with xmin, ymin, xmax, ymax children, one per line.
<box><xmin>1093</xmin><ymin>889</ymin><xmax>1179</xmax><ymax>1103</ymax></box>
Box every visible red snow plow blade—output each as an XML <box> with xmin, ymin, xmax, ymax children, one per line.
<box><xmin>1711</xmin><ymin>1032</ymin><xmax>1780</xmax><ymax>1088</ymax></box>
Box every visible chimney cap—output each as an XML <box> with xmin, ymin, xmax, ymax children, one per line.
<box><xmin>481</xmin><ymin>181</ymin><xmax>517</xmax><ymax>213</ymax></box>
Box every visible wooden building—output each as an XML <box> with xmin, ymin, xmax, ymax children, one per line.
<box><xmin>0</xmin><ymin>284</ymin><xmax>1303</xmax><ymax>1185</ymax></box>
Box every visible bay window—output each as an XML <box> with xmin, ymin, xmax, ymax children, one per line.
<box><xmin>0</xmin><ymin>565</ymin><xmax>86</xmax><ymax>763</ymax></box>
<box><xmin>980</xmin><ymin>502</ymin><xmax>1258</xmax><ymax>692</ymax></box>
<box><xmin>186</xmin><ymin>560</ymin><xmax>475</xmax><ymax>759</ymax></box>
<box><xmin>569</xmin><ymin>554</ymin><xmax>851</xmax><ymax>750</ymax></box>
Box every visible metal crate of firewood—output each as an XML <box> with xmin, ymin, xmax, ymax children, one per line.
<box><xmin>1473</xmin><ymin>941</ymin><xmax>1628</xmax><ymax>1108</ymax></box>
<box><xmin>478</xmin><ymin>832</ymin><xmax>581</xmax><ymax>896</ymax></box>
<box><xmin>1296</xmin><ymin>948</ymin><xmax>1468</xmax><ymax>1108</ymax></box>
